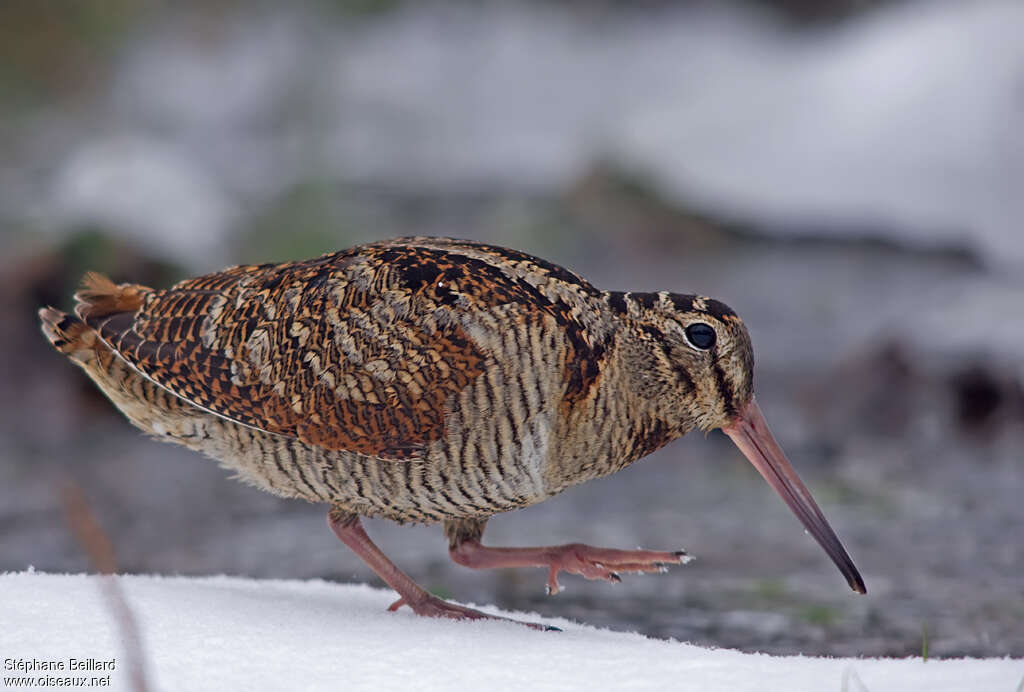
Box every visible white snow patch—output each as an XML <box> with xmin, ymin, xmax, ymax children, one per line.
<box><xmin>617</xmin><ymin>1</ymin><xmax>1024</xmax><ymax>267</ymax></box>
<box><xmin>1</xmin><ymin>572</ymin><xmax>1019</xmax><ymax>692</ymax></box>
<box><xmin>45</xmin><ymin>136</ymin><xmax>235</xmax><ymax>268</ymax></box>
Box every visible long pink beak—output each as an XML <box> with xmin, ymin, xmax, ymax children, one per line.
<box><xmin>722</xmin><ymin>397</ymin><xmax>866</xmax><ymax>594</ymax></box>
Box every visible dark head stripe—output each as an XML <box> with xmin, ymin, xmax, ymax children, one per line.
<box><xmin>711</xmin><ymin>360</ymin><xmax>737</xmax><ymax>419</ymax></box>
<box><xmin>704</xmin><ymin>298</ymin><xmax>737</xmax><ymax>321</ymax></box>
<box><xmin>667</xmin><ymin>294</ymin><xmax>737</xmax><ymax>321</ymax></box>
<box><xmin>670</xmin><ymin>294</ymin><xmax>696</xmax><ymax>313</ymax></box>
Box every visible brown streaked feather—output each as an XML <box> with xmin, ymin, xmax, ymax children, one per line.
<box><xmin>39</xmin><ymin>306</ymin><xmax>94</xmax><ymax>356</ymax></box>
<box><xmin>370</xmin><ymin>238</ymin><xmax>612</xmax><ymax>408</ymax></box>
<box><xmin>74</xmin><ymin>272</ymin><xmax>149</xmax><ymax>319</ymax></box>
<box><xmin>72</xmin><ymin>238</ymin><xmax>607</xmax><ymax>461</ymax></box>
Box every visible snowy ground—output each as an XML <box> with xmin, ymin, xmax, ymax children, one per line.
<box><xmin>1</xmin><ymin>572</ymin><xmax>1019</xmax><ymax>692</ymax></box>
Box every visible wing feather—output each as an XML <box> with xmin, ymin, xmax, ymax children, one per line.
<box><xmin>79</xmin><ymin>250</ymin><xmax>483</xmax><ymax>459</ymax></box>
<box><xmin>77</xmin><ymin>238</ymin><xmax>608</xmax><ymax>460</ymax></box>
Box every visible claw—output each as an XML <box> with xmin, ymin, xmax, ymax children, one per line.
<box><xmin>545</xmin><ymin>581</ymin><xmax>566</xmax><ymax>595</ymax></box>
<box><xmin>546</xmin><ymin>567</ymin><xmax>563</xmax><ymax>596</ymax></box>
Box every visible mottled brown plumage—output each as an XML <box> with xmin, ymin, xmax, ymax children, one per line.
<box><xmin>40</xmin><ymin>236</ymin><xmax>864</xmax><ymax>627</ymax></box>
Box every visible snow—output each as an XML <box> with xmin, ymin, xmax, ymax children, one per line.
<box><xmin>49</xmin><ymin>136</ymin><xmax>236</xmax><ymax>267</ymax></box>
<box><xmin>616</xmin><ymin>1</ymin><xmax>1024</xmax><ymax>267</ymax></box>
<box><xmin>1</xmin><ymin>572</ymin><xmax>1018</xmax><ymax>691</ymax></box>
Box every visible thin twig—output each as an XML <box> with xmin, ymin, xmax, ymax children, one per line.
<box><xmin>61</xmin><ymin>482</ymin><xmax>150</xmax><ymax>692</ymax></box>
<box><xmin>841</xmin><ymin>667</ymin><xmax>871</xmax><ymax>692</ymax></box>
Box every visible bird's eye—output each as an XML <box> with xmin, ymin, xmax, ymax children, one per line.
<box><xmin>684</xmin><ymin>323</ymin><xmax>716</xmax><ymax>351</ymax></box>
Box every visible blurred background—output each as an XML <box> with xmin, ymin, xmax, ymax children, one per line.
<box><xmin>2</xmin><ymin>0</ymin><xmax>1022</xmax><ymax>658</ymax></box>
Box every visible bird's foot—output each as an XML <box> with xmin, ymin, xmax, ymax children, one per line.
<box><xmin>387</xmin><ymin>594</ymin><xmax>557</xmax><ymax>631</ymax></box>
<box><xmin>540</xmin><ymin>544</ymin><xmax>691</xmax><ymax>595</ymax></box>
<box><xmin>449</xmin><ymin>539</ymin><xmax>691</xmax><ymax>596</ymax></box>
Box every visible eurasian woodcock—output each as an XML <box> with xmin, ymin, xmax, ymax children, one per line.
<box><xmin>40</xmin><ymin>236</ymin><xmax>865</xmax><ymax>626</ymax></box>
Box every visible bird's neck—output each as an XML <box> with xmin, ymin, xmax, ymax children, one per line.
<box><xmin>544</xmin><ymin>306</ymin><xmax>696</xmax><ymax>491</ymax></box>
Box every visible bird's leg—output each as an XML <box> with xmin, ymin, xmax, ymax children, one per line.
<box><xmin>327</xmin><ymin>508</ymin><xmax>551</xmax><ymax>628</ymax></box>
<box><xmin>446</xmin><ymin>518</ymin><xmax>690</xmax><ymax>595</ymax></box>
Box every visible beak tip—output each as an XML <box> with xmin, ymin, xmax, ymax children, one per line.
<box><xmin>849</xmin><ymin>574</ymin><xmax>867</xmax><ymax>595</ymax></box>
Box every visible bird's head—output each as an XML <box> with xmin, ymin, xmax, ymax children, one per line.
<box><xmin>621</xmin><ymin>291</ymin><xmax>866</xmax><ymax>595</ymax></box>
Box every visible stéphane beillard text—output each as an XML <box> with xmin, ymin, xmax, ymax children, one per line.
<box><xmin>4</xmin><ymin>658</ymin><xmax>116</xmax><ymax>672</ymax></box>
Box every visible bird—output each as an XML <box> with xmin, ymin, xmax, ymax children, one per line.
<box><xmin>39</xmin><ymin>236</ymin><xmax>865</xmax><ymax>626</ymax></box>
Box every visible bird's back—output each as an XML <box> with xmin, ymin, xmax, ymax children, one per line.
<box><xmin>40</xmin><ymin>237</ymin><xmax>630</xmax><ymax>522</ymax></box>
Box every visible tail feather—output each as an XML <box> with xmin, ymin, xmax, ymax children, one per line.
<box><xmin>74</xmin><ymin>271</ymin><xmax>149</xmax><ymax>321</ymax></box>
<box><xmin>42</xmin><ymin>272</ymin><xmax>153</xmax><ymax>362</ymax></box>
<box><xmin>39</xmin><ymin>306</ymin><xmax>96</xmax><ymax>358</ymax></box>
